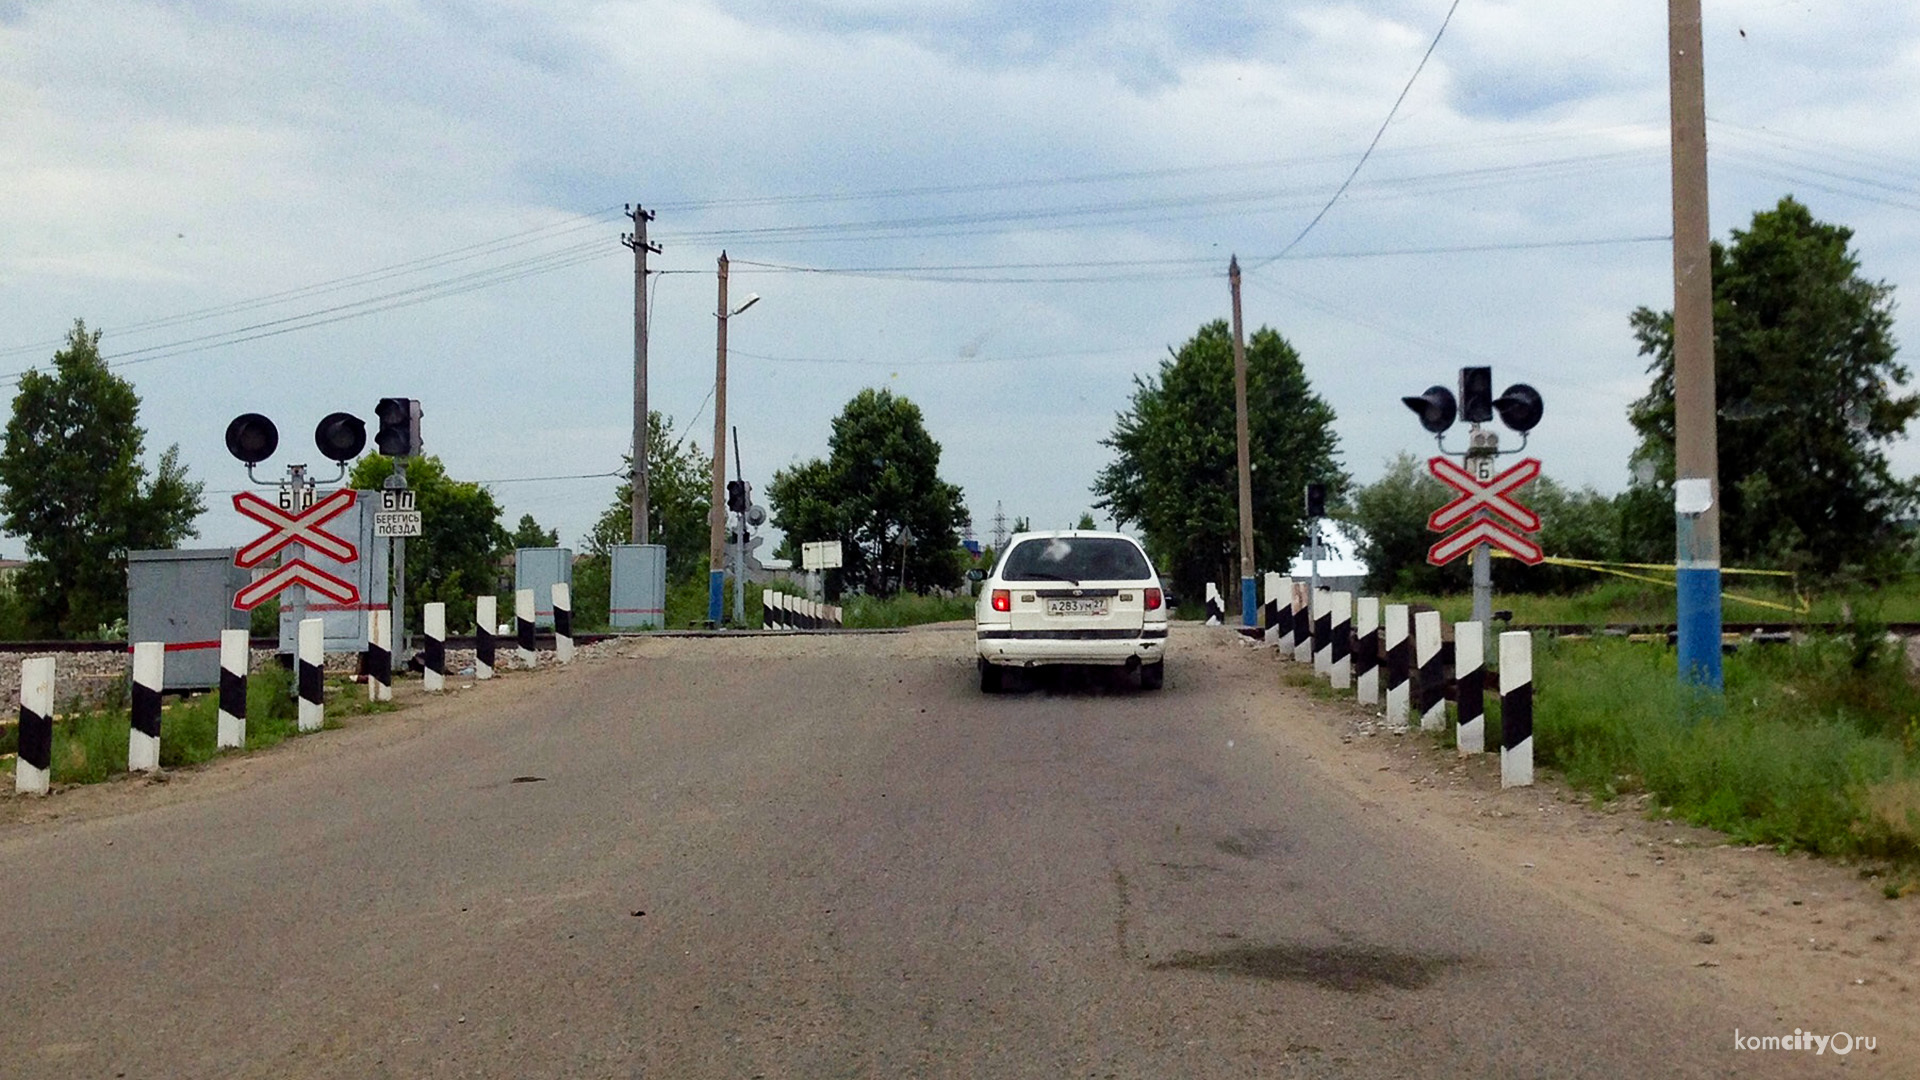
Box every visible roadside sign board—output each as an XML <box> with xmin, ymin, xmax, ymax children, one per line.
<box><xmin>374</xmin><ymin>510</ymin><xmax>423</xmax><ymax>537</ymax></box>
<box><xmin>801</xmin><ymin>540</ymin><xmax>844</xmax><ymax>571</ymax></box>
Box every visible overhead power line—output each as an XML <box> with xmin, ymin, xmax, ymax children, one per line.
<box><xmin>1253</xmin><ymin>0</ymin><xmax>1464</xmax><ymax>268</ymax></box>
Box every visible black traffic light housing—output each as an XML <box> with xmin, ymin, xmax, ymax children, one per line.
<box><xmin>224</xmin><ymin>413</ymin><xmax>280</xmax><ymax>465</ymax></box>
<box><xmin>1304</xmin><ymin>482</ymin><xmax>1327</xmax><ymax>519</ymax></box>
<box><xmin>1493</xmin><ymin>383</ymin><xmax>1544</xmax><ymax>433</ymax></box>
<box><xmin>374</xmin><ymin>397</ymin><xmax>422</xmax><ymax>457</ymax></box>
<box><xmin>1459</xmin><ymin>366</ymin><xmax>1493</xmax><ymax>424</ymax></box>
<box><xmin>1401</xmin><ymin>386</ymin><xmax>1458</xmax><ymax>434</ymax></box>
<box><xmin>313</xmin><ymin>412</ymin><xmax>367</xmax><ymax>463</ymax></box>
<box><xmin>726</xmin><ymin>479</ymin><xmax>748</xmax><ymax>514</ymax></box>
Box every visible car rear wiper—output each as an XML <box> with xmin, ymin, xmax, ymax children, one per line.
<box><xmin>1018</xmin><ymin>571</ymin><xmax>1082</xmax><ymax>585</ymax></box>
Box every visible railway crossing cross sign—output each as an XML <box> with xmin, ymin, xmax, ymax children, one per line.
<box><xmin>1426</xmin><ymin>456</ymin><xmax>1544</xmax><ymax>566</ymax></box>
<box><xmin>230</xmin><ymin>489</ymin><xmax>363</xmax><ymax>610</ymax></box>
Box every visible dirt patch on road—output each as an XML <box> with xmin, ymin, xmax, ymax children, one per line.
<box><xmin>1190</xmin><ymin>626</ymin><xmax>1917</xmax><ymax>1061</ymax></box>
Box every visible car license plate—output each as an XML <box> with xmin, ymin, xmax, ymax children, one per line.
<box><xmin>1046</xmin><ymin>598</ymin><xmax>1109</xmax><ymax>617</ymax></box>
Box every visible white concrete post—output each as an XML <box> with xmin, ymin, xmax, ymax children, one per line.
<box><xmin>129</xmin><ymin>641</ymin><xmax>163</xmax><ymax>772</ymax></box>
<box><xmin>515</xmin><ymin>588</ymin><xmax>536</xmax><ymax>669</ymax></box>
<box><xmin>423</xmin><ymin>602</ymin><xmax>446</xmax><ymax>692</ymax></box>
<box><xmin>15</xmin><ymin>656</ymin><xmax>54</xmax><ymax>794</ymax></box>
<box><xmin>218</xmin><ymin>629</ymin><xmax>249</xmax><ymax>748</ymax></box>
<box><xmin>552</xmin><ymin>583</ymin><xmax>573</xmax><ymax>664</ymax></box>
<box><xmin>297</xmin><ymin>617</ymin><xmax>325</xmax><ymax>733</ymax></box>
<box><xmin>1414</xmin><ymin>610</ymin><xmax>1445</xmax><ymax>732</ymax></box>
<box><xmin>1384</xmin><ymin>603</ymin><xmax>1411</xmax><ymax>726</ymax></box>
<box><xmin>1354</xmin><ymin>597</ymin><xmax>1380</xmax><ymax>706</ymax></box>
<box><xmin>1454</xmin><ymin>621</ymin><xmax>1485</xmax><ymax>754</ymax></box>
<box><xmin>474</xmin><ymin>595</ymin><xmax>496</xmax><ymax>680</ymax></box>
<box><xmin>1501</xmin><ymin>631</ymin><xmax>1534</xmax><ymax>787</ymax></box>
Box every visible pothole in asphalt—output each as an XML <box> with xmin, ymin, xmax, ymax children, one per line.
<box><xmin>1149</xmin><ymin>942</ymin><xmax>1461</xmax><ymax>992</ymax></box>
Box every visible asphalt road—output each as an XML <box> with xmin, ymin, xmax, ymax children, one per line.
<box><xmin>0</xmin><ymin>628</ymin><xmax>1812</xmax><ymax>1078</ymax></box>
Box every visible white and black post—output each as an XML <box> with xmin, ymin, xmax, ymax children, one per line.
<box><xmin>474</xmin><ymin>595</ymin><xmax>497</xmax><ymax>680</ymax></box>
<box><xmin>367</xmin><ymin>609</ymin><xmax>392</xmax><ymax>703</ymax></box>
<box><xmin>516</xmin><ymin>588</ymin><xmax>536</xmax><ymax>669</ymax></box>
<box><xmin>1204</xmin><ymin>582</ymin><xmax>1224</xmax><ymax>626</ymax></box>
<box><xmin>423</xmin><ymin>602</ymin><xmax>447</xmax><ymax>691</ymax></box>
<box><xmin>1354</xmin><ymin>598</ymin><xmax>1380</xmax><ymax>706</ymax></box>
<box><xmin>552</xmin><ymin>584</ymin><xmax>573</xmax><ymax>664</ymax></box>
<box><xmin>1329</xmin><ymin>592</ymin><xmax>1352</xmax><ymax>690</ymax></box>
<box><xmin>129</xmin><ymin>641</ymin><xmax>163</xmax><ymax>772</ymax></box>
<box><xmin>15</xmin><ymin>656</ymin><xmax>53</xmax><ymax>794</ymax></box>
<box><xmin>1500</xmin><ymin>631</ymin><xmax>1534</xmax><ymax>787</ymax></box>
<box><xmin>1384</xmin><ymin>603</ymin><xmax>1411</xmax><ymax>725</ymax></box>
<box><xmin>1414</xmin><ymin>610</ymin><xmax>1445</xmax><ymax>732</ymax></box>
<box><xmin>1454</xmin><ymin>621</ymin><xmax>1485</xmax><ymax>754</ymax></box>
<box><xmin>762</xmin><ymin>590</ymin><xmax>776</xmax><ymax>631</ymax></box>
<box><xmin>1263</xmin><ymin>571</ymin><xmax>1283</xmax><ymax>647</ymax></box>
<box><xmin>1292</xmin><ymin>581</ymin><xmax>1312</xmax><ymax>663</ymax></box>
<box><xmin>1312</xmin><ymin>591</ymin><xmax>1331</xmax><ymax>677</ymax></box>
<box><xmin>297</xmin><ymin>617</ymin><xmax>325</xmax><ymax>732</ymax></box>
<box><xmin>219</xmin><ymin>628</ymin><xmax>248</xmax><ymax>749</ymax></box>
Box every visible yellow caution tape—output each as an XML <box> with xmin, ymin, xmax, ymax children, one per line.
<box><xmin>1488</xmin><ymin>551</ymin><xmax>1811</xmax><ymax>615</ymax></box>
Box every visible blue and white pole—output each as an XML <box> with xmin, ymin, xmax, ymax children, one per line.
<box><xmin>1676</xmin><ymin>479</ymin><xmax>1722</xmax><ymax>688</ymax></box>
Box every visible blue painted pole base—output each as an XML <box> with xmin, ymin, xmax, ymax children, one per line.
<box><xmin>1240</xmin><ymin>576</ymin><xmax>1258</xmax><ymax>628</ymax></box>
<box><xmin>708</xmin><ymin>569</ymin><xmax>726</xmax><ymax>626</ymax></box>
<box><xmin>1676</xmin><ymin>566</ymin><xmax>1723</xmax><ymax>690</ymax></box>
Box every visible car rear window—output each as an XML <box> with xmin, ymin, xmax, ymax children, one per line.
<box><xmin>1002</xmin><ymin>537</ymin><xmax>1151</xmax><ymax>582</ymax></box>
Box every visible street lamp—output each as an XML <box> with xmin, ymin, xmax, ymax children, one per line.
<box><xmin>709</xmin><ymin>251</ymin><xmax>762</xmax><ymax>626</ymax></box>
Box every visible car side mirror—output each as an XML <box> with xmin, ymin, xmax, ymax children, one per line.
<box><xmin>1164</xmin><ymin>593</ymin><xmax>1179</xmax><ymax>610</ymax></box>
<box><xmin>966</xmin><ymin>569</ymin><xmax>985</xmax><ymax>582</ymax></box>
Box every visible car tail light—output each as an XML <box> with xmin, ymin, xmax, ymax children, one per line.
<box><xmin>1145</xmin><ymin>588</ymin><xmax>1163</xmax><ymax>611</ymax></box>
<box><xmin>991</xmin><ymin>589</ymin><xmax>1011</xmax><ymax>613</ymax></box>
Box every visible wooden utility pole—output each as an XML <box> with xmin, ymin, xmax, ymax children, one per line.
<box><xmin>708</xmin><ymin>252</ymin><xmax>730</xmax><ymax>625</ymax></box>
<box><xmin>1668</xmin><ymin>0</ymin><xmax>1722</xmax><ymax>688</ymax></box>
<box><xmin>1229</xmin><ymin>256</ymin><xmax>1257</xmax><ymax>627</ymax></box>
<box><xmin>623</xmin><ymin>205</ymin><xmax>660</xmax><ymax>545</ymax></box>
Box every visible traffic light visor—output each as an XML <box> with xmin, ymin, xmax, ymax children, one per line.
<box><xmin>314</xmin><ymin>412</ymin><xmax>367</xmax><ymax>463</ymax></box>
<box><xmin>1494</xmin><ymin>383</ymin><xmax>1544</xmax><ymax>432</ymax></box>
<box><xmin>1401</xmin><ymin>386</ymin><xmax>1457</xmax><ymax>434</ymax></box>
<box><xmin>225</xmin><ymin>413</ymin><xmax>279</xmax><ymax>465</ymax></box>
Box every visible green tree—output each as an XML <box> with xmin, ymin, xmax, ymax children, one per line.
<box><xmin>585</xmin><ymin>411</ymin><xmax>711</xmax><ymax>582</ymax></box>
<box><xmin>766</xmin><ymin>388</ymin><xmax>968</xmax><ymax>596</ymax></box>
<box><xmin>509</xmin><ymin>513</ymin><xmax>559</xmax><ymax>550</ymax></box>
<box><xmin>0</xmin><ymin>320</ymin><xmax>205</xmax><ymax>636</ymax></box>
<box><xmin>1627</xmin><ymin>196</ymin><xmax>1916</xmax><ymax>573</ymax></box>
<box><xmin>1093</xmin><ymin>320</ymin><xmax>1345</xmax><ymax>606</ymax></box>
<box><xmin>348</xmin><ymin>454</ymin><xmax>509</xmax><ymax>628</ymax></box>
<box><xmin>1073</xmin><ymin>511</ymin><xmax>1098</xmax><ymax>530</ymax></box>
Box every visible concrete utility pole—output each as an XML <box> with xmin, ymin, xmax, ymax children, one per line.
<box><xmin>1668</xmin><ymin>0</ymin><xmax>1722</xmax><ymax>689</ymax></box>
<box><xmin>709</xmin><ymin>252</ymin><xmax>731</xmax><ymax>625</ymax></box>
<box><xmin>623</xmin><ymin>205</ymin><xmax>660</xmax><ymax>546</ymax></box>
<box><xmin>1229</xmin><ymin>256</ymin><xmax>1257</xmax><ymax>627</ymax></box>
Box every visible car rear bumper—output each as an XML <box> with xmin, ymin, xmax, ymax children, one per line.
<box><xmin>975</xmin><ymin>626</ymin><xmax>1169</xmax><ymax>667</ymax></box>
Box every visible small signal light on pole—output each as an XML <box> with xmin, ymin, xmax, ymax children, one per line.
<box><xmin>1401</xmin><ymin>386</ymin><xmax>1458</xmax><ymax>434</ymax></box>
<box><xmin>374</xmin><ymin>397</ymin><xmax>422</xmax><ymax>457</ymax></box>
<box><xmin>1304</xmin><ymin>482</ymin><xmax>1327</xmax><ymax>519</ymax></box>
<box><xmin>1459</xmin><ymin>366</ymin><xmax>1494</xmax><ymax>424</ymax></box>
<box><xmin>1493</xmin><ymin>383</ymin><xmax>1544</xmax><ymax>433</ymax></box>
<box><xmin>314</xmin><ymin>412</ymin><xmax>367</xmax><ymax>463</ymax></box>
<box><xmin>726</xmin><ymin>479</ymin><xmax>748</xmax><ymax>513</ymax></box>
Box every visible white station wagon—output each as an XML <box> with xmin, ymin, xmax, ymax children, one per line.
<box><xmin>972</xmin><ymin>530</ymin><xmax>1171</xmax><ymax>692</ymax></box>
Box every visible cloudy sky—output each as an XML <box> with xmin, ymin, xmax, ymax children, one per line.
<box><xmin>3</xmin><ymin>0</ymin><xmax>1918</xmax><ymax>558</ymax></box>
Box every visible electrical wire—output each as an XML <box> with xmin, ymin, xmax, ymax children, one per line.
<box><xmin>1252</xmin><ymin>0</ymin><xmax>1463</xmax><ymax>269</ymax></box>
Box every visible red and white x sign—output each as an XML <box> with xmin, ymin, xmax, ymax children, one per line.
<box><xmin>1427</xmin><ymin>456</ymin><xmax>1542</xmax><ymax>534</ymax></box>
<box><xmin>232</xmin><ymin>559</ymin><xmax>359</xmax><ymax>611</ymax></box>
<box><xmin>1428</xmin><ymin>519</ymin><xmax>1544</xmax><ymax>566</ymax></box>
<box><xmin>232</xmin><ymin>489</ymin><xmax>359</xmax><ymax>569</ymax></box>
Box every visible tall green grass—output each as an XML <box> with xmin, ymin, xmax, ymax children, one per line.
<box><xmin>1531</xmin><ymin>634</ymin><xmax>1920</xmax><ymax>858</ymax></box>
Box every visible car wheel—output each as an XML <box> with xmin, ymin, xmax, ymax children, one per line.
<box><xmin>979</xmin><ymin>659</ymin><xmax>1004</xmax><ymax>694</ymax></box>
<box><xmin>1138</xmin><ymin>661</ymin><xmax>1164</xmax><ymax>691</ymax></box>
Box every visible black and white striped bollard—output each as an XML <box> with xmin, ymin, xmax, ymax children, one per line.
<box><xmin>474</xmin><ymin>595</ymin><xmax>496</xmax><ymax>680</ymax></box>
<box><xmin>424</xmin><ymin>602</ymin><xmax>447</xmax><ymax>691</ymax></box>
<box><xmin>1312</xmin><ymin>591</ymin><xmax>1332</xmax><ymax>677</ymax></box>
<box><xmin>1204</xmin><ymin>582</ymin><xmax>1224</xmax><ymax>626</ymax></box>
<box><xmin>1292</xmin><ymin>582</ymin><xmax>1312</xmax><ymax>663</ymax></box>
<box><xmin>1500</xmin><ymin>631</ymin><xmax>1533</xmax><ymax>787</ymax></box>
<box><xmin>1454</xmin><ymin>621</ymin><xmax>1485</xmax><ymax>754</ymax></box>
<box><xmin>1263</xmin><ymin>572</ymin><xmax>1283</xmax><ymax>647</ymax></box>
<box><xmin>516</xmin><ymin>588</ymin><xmax>536</xmax><ymax>668</ymax></box>
<box><xmin>219</xmin><ymin>628</ymin><xmax>248</xmax><ymax>749</ymax></box>
<box><xmin>762</xmin><ymin>589</ymin><xmax>776</xmax><ymax>631</ymax></box>
<box><xmin>15</xmin><ymin>656</ymin><xmax>53</xmax><ymax>794</ymax></box>
<box><xmin>129</xmin><ymin>641</ymin><xmax>163</xmax><ymax>772</ymax></box>
<box><xmin>1384</xmin><ymin>603</ymin><xmax>1410</xmax><ymax>725</ymax></box>
<box><xmin>1354</xmin><ymin>598</ymin><xmax>1380</xmax><ymax>706</ymax></box>
<box><xmin>552</xmin><ymin>584</ymin><xmax>573</xmax><ymax>663</ymax></box>
<box><xmin>298</xmin><ymin>617</ymin><xmax>325</xmax><ymax>732</ymax></box>
<box><xmin>1329</xmin><ymin>592</ymin><xmax>1352</xmax><ymax>690</ymax></box>
<box><xmin>1414</xmin><ymin>609</ymin><xmax>1445</xmax><ymax>732</ymax></box>
<box><xmin>367</xmin><ymin>609</ymin><xmax>392</xmax><ymax>703</ymax></box>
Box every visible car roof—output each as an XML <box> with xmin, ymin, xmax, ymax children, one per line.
<box><xmin>1004</xmin><ymin>530</ymin><xmax>1140</xmax><ymax>543</ymax></box>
